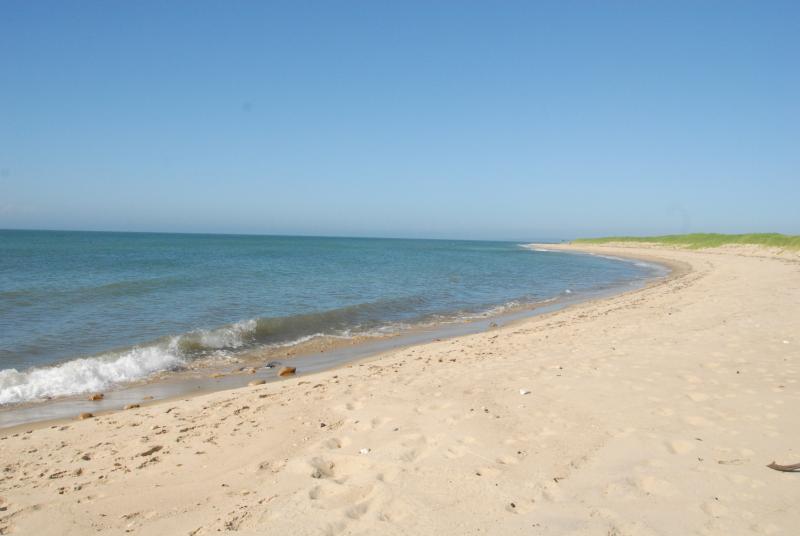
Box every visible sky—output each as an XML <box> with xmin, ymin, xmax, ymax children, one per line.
<box><xmin>0</xmin><ymin>1</ymin><xmax>798</xmax><ymax>240</ymax></box>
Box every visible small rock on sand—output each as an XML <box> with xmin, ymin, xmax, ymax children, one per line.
<box><xmin>124</xmin><ymin>404</ymin><xmax>140</xmax><ymax>410</ymax></box>
<box><xmin>89</xmin><ymin>393</ymin><xmax>104</xmax><ymax>401</ymax></box>
<box><xmin>78</xmin><ymin>412</ymin><xmax>94</xmax><ymax>420</ymax></box>
<box><xmin>278</xmin><ymin>366</ymin><xmax>296</xmax><ymax>377</ymax></box>
<box><xmin>248</xmin><ymin>379</ymin><xmax>266</xmax><ymax>386</ymax></box>
<box><xmin>519</xmin><ymin>389</ymin><xmax>531</xmax><ymax>395</ymax></box>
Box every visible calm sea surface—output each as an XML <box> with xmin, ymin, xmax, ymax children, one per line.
<box><xmin>0</xmin><ymin>230</ymin><xmax>659</xmax><ymax>404</ymax></box>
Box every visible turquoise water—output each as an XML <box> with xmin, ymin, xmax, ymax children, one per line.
<box><xmin>0</xmin><ymin>230</ymin><xmax>659</xmax><ymax>404</ymax></box>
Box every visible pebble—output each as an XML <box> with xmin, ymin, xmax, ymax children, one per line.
<box><xmin>519</xmin><ymin>389</ymin><xmax>531</xmax><ymax>395</ymax></box>
<box><xmin>124</xmin><ymin>404</ymin><xmax>140</xmax><ymax>410</ymax></box>
<box><xmin>278</xmin><ymin>366</ymin><xmax>296</xmax><ymax>377</ymax></box>
<box><xmin>248</xmin><ymin>379</ymin><xmax>266</xmax><ymax>386</ymax></box>
<box><xmin>78</xmin><ymin>412</ymin><xmax>94</xmax><ymax>420</ymax></box>
<box><xmin>89</xmin><ymin>393</ymin><xmax>104</xmax><ymax>401</ymax></box>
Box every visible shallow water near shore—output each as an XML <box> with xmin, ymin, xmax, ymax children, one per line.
<box><xmin>0</xmin><ymin>231</ymin><xmax>663</xmax><ymax>420</ymax></box>
<box><xmin>0</xmin><ymin>270</ymin><xmax>673</xmax><ymax>430</ymax></box>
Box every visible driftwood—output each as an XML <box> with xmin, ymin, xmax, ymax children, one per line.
<box><xmin>766</xmin><ymin>461</ymin><xmax>800</xmax><ymax>472</ymax></box>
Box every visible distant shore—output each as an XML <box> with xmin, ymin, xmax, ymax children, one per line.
<box><xmin>1</xmin><ymin>243</ymin><xmax>798</xmax><ymax>535</ymax></box>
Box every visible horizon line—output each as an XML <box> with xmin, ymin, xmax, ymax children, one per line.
<box><xmin>0</xmin><ymin>226</ymin><xmax>569</xmax><ymax>244</ymax></box>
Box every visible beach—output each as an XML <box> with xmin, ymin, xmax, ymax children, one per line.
<box><xmin>0</xmin><ymin>232</ymin><xmax>656</xmax><ymax>410</ymax></box>
<box><xmin>1</xmin><ymin>243</ymin><xmax>799</xmax><ymax>535</ymax></box>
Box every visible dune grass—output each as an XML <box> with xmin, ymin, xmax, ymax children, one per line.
<box><xmin>573</xmin><ymin>233</ymin><xmax>800</xmax><ymax>250</ymax></box>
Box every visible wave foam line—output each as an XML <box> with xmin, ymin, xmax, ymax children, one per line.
<box><xmin>0</xmin><ymin>344</ymin><xmax>186</xmax><ymax>405</ymax></box>
<box><xmin>0</xmin><ymin>295</ymin><xmax>548</xmax><ymax>405</ymax></box>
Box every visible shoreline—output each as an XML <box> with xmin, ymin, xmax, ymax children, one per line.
<box><xmin>0</xmin><ymin>247</ymin><xmax>676</xmax><ymax>431</ymax></box>
<box><xmin>2</xmin><ymin>243</ymin><xmax>797</xmax><ymax>535</ymax></box>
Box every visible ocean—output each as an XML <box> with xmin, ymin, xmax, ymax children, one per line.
<box><xmin>0</xmin><ymin>230</ymin><xmax>661</xmax><ymax>405</ymax></box>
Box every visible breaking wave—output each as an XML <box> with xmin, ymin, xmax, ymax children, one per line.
<box><xmin>0</xmin><ymin>297</ymin><xmax>516</xmax><ymax>405</ymax></box>
<box><xmin>0</xmin><ymin>344</ymin><xmax>185</xmax><ymax>405</ymax></box>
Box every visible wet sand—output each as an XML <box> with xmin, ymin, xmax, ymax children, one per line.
<box><xmin>1</xmin><ymin>243</ymin><xmax>798</xmax><ymax>535</ymax></box>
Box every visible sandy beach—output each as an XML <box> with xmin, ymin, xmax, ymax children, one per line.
<box><xmin>1</xmin><ymin>243</ymin><xmax>798</xmax><ymax>535</ymax></box>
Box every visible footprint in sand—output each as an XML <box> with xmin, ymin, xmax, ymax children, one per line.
<box><xmin>444</xmin><ymin>445</ymin><xmax>468</xmax><ymax>459</ymax></box>
<box><xmin>701</xmin><ymin>499</ymin><xmax>728</xmax><ymax>518</ymax></box>
<box><xmin>666</xmin><ymin>439</ymin><xmax>696</xmax><ymax>454</ymax></box>
<box><xmin>634</xmin><ymin>475</ymin><xmax>677</xmax><ymax>497</ymax></box>
<box><xmin>309</xmin><ymin>478</ymin><xmax>376</xmax><ymax>511</ymax></box>
<box><xmin>398</xmin><ymin>434</ymin><xmax>431</xmax><ymax>463</ymax></box>
<box><xmin>400</xmin><ymin>433</ymin><xmax>429</xmax><ymax>448</ymax></box>
<box><xmin>604</xmin><ymin>481</ymin><xmax>638</xmax><ymax>501</ymax></box>
<box><xmin>309</xmin><ymin>484</ymin><xmax>337</xmax><ymax>500</ymax></box>
<box><xmin>323</xmin><ymin>437</ymin><xmax>351</xmax><ymax>450</ymax></box>
<box><xmin>375</xmin><ymin>466</ymin><xmax>401</xmax><ymax>483</ymax></box>
<box><xmin>538</xmin><ymin>481</ymin><xmax>564</xmax><ymax>502</ymax></box>
<box><xmin>340</xmin><ymin>400</ymin><xmax>364</xmax><ymax>411</ymax></box>
<box><xmin>323</xmin><ymin>520</ymin><xmax>348</xmax><ymax>536</ymax></box>
<box><xmin>684</xmin><ymin>415</ymin><xmax>712</xmax><ymax>427</ymax></box>
<box><xmin>256</xmin><ymin>460</ymin><xmax>286</xmax><ymax>473</ymax></box>
<box><xmin>345</xmin><ymin>500</ymin><xmax>371</xmax><ymax>520</ymax></box>
<box><xmin>370</xmin><ymin>417</ymin><xmax>391</xmax><ymax>430</ymax></box>
<box><xmin>308</xmin><ymin>457</ymin><xmax>336</xmax><ymax>479</ymax></box>
<box><xmin>400</xmin><ymin>449</ymin><xmax>422</xmax><ymax>463</ymax></box>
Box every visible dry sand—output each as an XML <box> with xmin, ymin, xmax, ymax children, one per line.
<box><xmin>1</xmin><ymin>244</ymin><xmax>799</xmax><ymax>535</ymax></box>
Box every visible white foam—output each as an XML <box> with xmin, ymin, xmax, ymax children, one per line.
<box><xmin>518</xmin><ymin>244</ymin><xmax>555</xmax><ymax>252</ymax></box>
<box><xmin>269</xmin><ymin>332</ymin><xmax>327</xmax><ymax>347</ymax></box>
<box><xmin>192</xmin><ymin>318</ymin><xmax>257</xmax><ymax>349</ymax></box>
<box><xmin>0</xmin><ymin>345</ymin><xmax>185</xmax><ymax>405</ymax></box>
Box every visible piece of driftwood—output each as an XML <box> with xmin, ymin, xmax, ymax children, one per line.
<box><xmin>766</xmin><ymin>461</ymin><xmax>800</xmax><ymax>472</ymax></box>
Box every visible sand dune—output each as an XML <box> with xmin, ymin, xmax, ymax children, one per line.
<box><xmin>1</xmin><ymin>244</ymin><xmax>798</xmax><ymax>535</ymax></box>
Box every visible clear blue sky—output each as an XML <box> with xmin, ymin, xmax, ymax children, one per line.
<box><xmin>1</xmin><ymin>1</ymin><xmax>798</xmax><ymax>240</ymax></box>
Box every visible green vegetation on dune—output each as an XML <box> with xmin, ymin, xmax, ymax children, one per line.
<box><xmin>573</xmin><ymin>233</ymin><xmax>800</xmax><ymax>250</ymax></box>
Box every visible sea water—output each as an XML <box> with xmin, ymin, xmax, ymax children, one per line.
<box><xmin>0</xmin><ymin>230</ymin><xmax>660</xmax><ymax>405</ymax></box>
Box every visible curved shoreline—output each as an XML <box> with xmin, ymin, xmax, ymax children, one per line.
<box><xmin>3</xmin><ymin>244</ymin><xmax>799</xmax><ymax>534</ymax></box>
<box><xmin>0</xmin><ymin>246</ymin><xmax>676</xmax><ymax>431</ymax></box>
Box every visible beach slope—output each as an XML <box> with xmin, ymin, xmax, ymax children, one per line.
<box><xmin>1</xmin><ymin>244</ymin><xmax>799</xmax><ymax>535</ymax></box>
